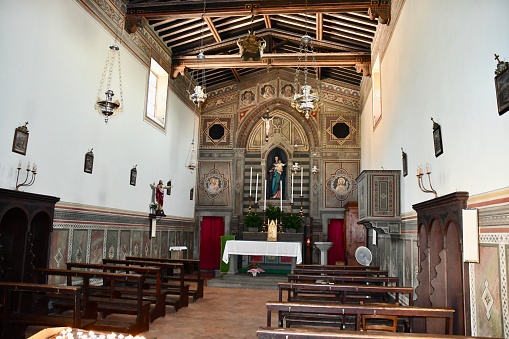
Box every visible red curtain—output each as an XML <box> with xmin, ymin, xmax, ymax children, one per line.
<box><xmin>200</xmin><ymin>216</ymin><xmax>225</xmax><ymax>270</ymax></box>
<box><xmin>327</xmin><ymin>219</ymin><xmax>345</xmax><ymax>265</ymax></box>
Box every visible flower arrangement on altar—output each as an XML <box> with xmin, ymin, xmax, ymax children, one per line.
<box><xmin>247</xmin><ymin>262</ymin><xmax>265</xmax><ymax>276</ymax></box>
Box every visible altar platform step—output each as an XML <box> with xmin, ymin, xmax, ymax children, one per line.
<box><xmin>206</xmin><ymin>273</ymin><xmax>287</xmax><ymax>290</ymax></box>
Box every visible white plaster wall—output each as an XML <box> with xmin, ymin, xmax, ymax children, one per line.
<box><xmin>361</xmin><ymin>0</ymin><xmax>509</xmax><ymax>213</ymax></box>
<box><xmin>0</xmin><ymin>0</ymin><xmax>197</xmax><ymax>217</ymax></box>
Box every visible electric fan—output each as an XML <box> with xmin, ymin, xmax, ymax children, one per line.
<box><xmin>355</xmin><ymin>246</ymin><xmax>373</xmax><ymax>266</ymax></box>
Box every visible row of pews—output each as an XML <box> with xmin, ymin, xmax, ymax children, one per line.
<box><xmin>0</xmin><ymin>256</ymin><xmax>204</xmax><ymax>338</ymax></box>
<box><xmin>258</xmin><ymin>264</ymin><xmax>491</xmax><ymax>339</ymax></box>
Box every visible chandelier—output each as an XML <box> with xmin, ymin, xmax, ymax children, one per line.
<box><xmin>188</xmin><ymin>51</ymin><xmax>207</xmax><ymax>107</ymax></box>
<box><xmin>188</xmin><ymin>1</ymin><xmax>208</xmax><ymax>107</ymax></box>
<box><xmin>95</xmin><ymin>44</ymin><xmax>124</xmax><ymax>123</ymax></box>
<box><xmin>291</xmin><ymin>33</ymin><xmax>320</xmax><ymax>119</ymax></box>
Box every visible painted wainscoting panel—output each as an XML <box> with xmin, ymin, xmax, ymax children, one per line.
<box><xmin>471</xmin><ymin>240</ymin><xmax>506</xmax><ymax>338</ymax></box>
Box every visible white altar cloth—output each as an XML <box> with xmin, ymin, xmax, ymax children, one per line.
<box><xmin>222</xmin><ymin>240</ymin><xmax>302</xmax><ymax>264</ymax></box>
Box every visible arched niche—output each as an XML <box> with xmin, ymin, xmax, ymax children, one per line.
<box><xmin>236</xmin><ymin>98</ymin><xmax>319</xmax><ymax>149</ymax></box>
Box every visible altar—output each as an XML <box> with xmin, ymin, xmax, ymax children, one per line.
<box><xmin>221</xmin><ymin>240</ymin><xmax>302</xmax><ymax>274</ymax></box>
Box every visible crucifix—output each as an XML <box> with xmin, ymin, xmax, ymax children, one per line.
<box><xmin>260</xmin><ymin>108</ymin><xmax>274</xmax><ymax>142</ymax></box>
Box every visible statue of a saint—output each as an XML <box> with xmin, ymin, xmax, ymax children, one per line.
<box><xmin>269</xmin><ymin>156</ymin><xmax>285</xmax><ymax>198</ymax></box>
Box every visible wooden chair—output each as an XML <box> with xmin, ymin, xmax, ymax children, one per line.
<box><xmin>360</xmin><ymin>301</ymin><xmax>399</xmax><ymax>332</ymax></box>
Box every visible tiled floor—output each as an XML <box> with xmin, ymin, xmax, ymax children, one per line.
<box><xmin>141</xmin><ymin>284</ymin><xmax>279</xmax><ymax>339</ymax></box>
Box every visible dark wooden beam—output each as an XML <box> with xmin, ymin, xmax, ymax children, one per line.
<box><xmin>126</xmin><ymin>0</ymin><xmax>391</xmax><ymax>24</ymax></box>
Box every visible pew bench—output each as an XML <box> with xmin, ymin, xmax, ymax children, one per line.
<box><xmin>257</xmin><ymin>327</ymin><xmax>494</xmax><ymax>339</ymax></box>
<box><xmin>279</xmin><ymin>282</ymin><xmax>414</xmax><ymax>306</ymax></box>
<box><xmin>296</xmin><ymin>264</ymin><xmax>380</xmax><ymax>270</ymax></box>
<box><xmin>126</xmin><ymin>256</ymin><xmax>204</xmax><ymax>301</ymax></box>
<box><xmin>0</xmin><ymin>282</ymin><xmax>95</xmax><ymax>339</ymax></box>
<box><xmin>102</xmin><ymin>258</ymin><xmax>190</xmax><ymax>311</ymax></box>
<box><xmin>66</xmin><ymin>262</ymin><xmax>167</xmax><ymax>322</ymax></box>
<box><xmin>293</xmin><ymin>268</ymin><xmax>389</xmax><ymax>277</ymax></box>
<box><xmin>32</xmin><ymin>267</ymin><xmax>150</xmax><ymax>335</ymax></box>
<box><xmin>266</xmin><ymin>301</ymin><xmax>455</xmax><ymax>334</ymax></box>
<box><xmin>288</xmin><ymin>274</ymin><xmax>400</xmax><ymax>286</ymax></box>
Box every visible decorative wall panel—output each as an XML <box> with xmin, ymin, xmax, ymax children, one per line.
<box><xmin>324</xmin><ymin>161</ymin><xmax>359</xmax><ymax>208</ymax></box>
<box><xmin>322</xmin><ymin>110</ymin><xmax>360</xmax><ymax>148</ymax></box>
<box><xmin>201</xmin><ymin>116</ymin><xmax>233</xmax><ymax>149</ymax></box>
<box><xmin>197</xmin><ymin>162</ymin><xmax>231</xmax><ymax>207</ymax></box>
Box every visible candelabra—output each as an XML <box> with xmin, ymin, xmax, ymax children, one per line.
<box><xmin>417</xmin><ymin>164</ymin><xmax>437</xmax><ymax>198</ymax></box>
<box><xmin>248</xmin><ymin>196</ymin><xmax>252</xmax><ymax>214</ymax></box>
<box><xmin>16</xmin><ymin>161</ymin><xmax>37</xmax><ymax>190</ymax></box>
<box><xmin>299</xmin><ymin>195</ymin><xmax>304</xmax><ymax>216</ymax></box>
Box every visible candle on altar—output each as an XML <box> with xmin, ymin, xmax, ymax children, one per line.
<box><xmin>255</xmin><ymin>173</ymin><xmax>259</xmax><ymax>203</ymax></box>
<box><xmin>291</xmin><ymin>173</ymin><xmax>294</xmax><ymax>203</ymax></box>
<box><xmin>280</xmin><ymin>180</ymin><xmax>283</xmax><ymax>211</ymax></box>
<box><xmin>264</xmin><ymin>180</ymin><xmax>267</xmax><ymax>210</ymax></box>
<box><xmin>300</xmin><ymin>167</ymin><xmax>303</xmax><ymax>196</ymax></box>
<box><xmin>249</xmin><ymin>167</ymin><xmax>253</xmax><ymax>196</ymax></box>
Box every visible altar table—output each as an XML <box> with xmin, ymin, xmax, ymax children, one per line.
<box><xmin>222</xmin><ymin>240</ymin><xmax>302</xmax><ymax>274</ymax></box>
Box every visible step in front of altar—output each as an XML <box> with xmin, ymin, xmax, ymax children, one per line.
<box><xmin>206</xmin><ymin>273</ymin><xmax>287</xmax><ymax>290</ymax></box>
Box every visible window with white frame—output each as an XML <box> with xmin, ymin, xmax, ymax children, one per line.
<box><xmin>372</xmin><ymin>54</ymin><xmax>382</xmax><ymax>129</ymax></box>
<box><xmin>145</xmin><ymin>58</ymin><xmax>168</xmax><ymax>128</ymax></box>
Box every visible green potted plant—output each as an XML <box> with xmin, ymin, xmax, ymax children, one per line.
<box><xmin>265</xmin><ymin>204</ymin><xmax>281</xmax><ymax>222</ymax></box>
<box><xmin>244</xmin><ymin>212</ymin><xmax>261</xmax><ymax>232</ymax></box>
<box><xmin>282</xmin><ymin>214</ymin><xmax>303</xmax><ymax>233</ymax></box>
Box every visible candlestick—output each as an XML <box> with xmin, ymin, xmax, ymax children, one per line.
<box><xmin>291</xmin><ymin>173</ymin><xmax>294</xmax><ymax>203</ymax></box>
<box><xmin>300</xmin><ymin>167</ymin><xmax>303</xmax><ymax>196</ymax></box>
<box><xmin>280</xmin><ymin>180</ymin><xmax>282</xmax><ymax>211</ymax></box>
<box><xmin>255</xmin><ymin>173</ymin><xmax>259</xmax><ymax>203</ymax></box>
<box><xmin>250</xmin><ymin>167</ymin><xmax>252</xmax><ymax>196</ymax></box>
<box><xmin>264</xmin><ymin>180</ymin><xmax>267</xmax><ymax>211</ymax></box>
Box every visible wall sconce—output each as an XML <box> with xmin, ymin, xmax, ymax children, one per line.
<box><xmin>416</xmin><ymin>164</ymin><xmax>437</xmax><ymax>197</ymax></box>
<box><xmin>311</xmin><ymin>165</ymin><xmax>319</xmax><ymax>175</ymax></box>
<box><xmin>16</xmin><ymin>160</ymin><xmax>37</xmax><ymax>190</ymax></box>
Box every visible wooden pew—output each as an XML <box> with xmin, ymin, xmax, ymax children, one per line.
<box><xmin>266</xmin><ymin>301</ymin><xmax>455</xmax><ymax>334</ymax></box>
<box><xmin>66</xmin><ymin>262</ymin><xmax>167</xmax><ymax>322</ymax></box>
<box><xmin>278</xmin><ymin>282</ymin><xmax>414</xmax><ymax>306</ymax></box>
<box><xmin>296</xmin><ymin>264</ymin><xmax>380</xmax><ymax>270</ymax></box>
<box><xmin>293</xmin><ymin>268</ymin><xmax>389</xmax><ymax>277</ymax></box>
<box><xmin>102</xmin><ymin>258</ymin><xmax>189</xmax><ymax>311</ymax></box>
<box><xmin>257</xmin><ymin>327</ymin><xmax>494</xmax><ymax>339</ymax></box>
<box><xmin>126</xmin><ymin>256</ymin><xmax>204</xmax><ymax>302</ymax></box>
<box><xmin>0</xmin><ymin>282</ymin><xmax>93</xmax><ymax>339</ymax></box>
<box><xmin>288</xmin><ymin>274</ymin><xmax>400</xmax><ymax>286</ymax></box>
<box><xmin>32</xmin><ymin>267</ymin><xmax>150</xmax><ymax>335</ymax></box>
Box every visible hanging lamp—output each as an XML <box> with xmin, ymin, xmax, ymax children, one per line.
<box><xmin>188</xmin><ymin>0</ymin><xmax>208</xmax><ymax>107</ymax></box>
<box><xmin>291</xmin><ymin>2</ymin><xmax>321</xmax><ymax>119</ymax></box>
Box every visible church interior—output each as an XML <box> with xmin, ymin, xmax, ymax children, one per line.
<box><xmin>1</xmin><ymin>0</ymin><xmax>509</xmax><ymax>338</ymax></box>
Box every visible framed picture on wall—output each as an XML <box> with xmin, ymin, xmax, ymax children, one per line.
<box><xmin>432</xmin><ymin>118</ymin><xmax>443</xmax><ymax>157</ymax></box>
<box><xmin>12</xmin><ymin>123</ymin><xmax>29</xmax><ymax>155</ymax></box>
<box><xmin>130</xmin><ymin>166</ymin><xmax>137</xmax><ymax>186</ymax></box>
<box><xmin>84</xmin><ymin>149</ymin><xmax>94</xmax><ymax>174</ymax></box>
<box><xmin>401</xmin><ymin>149</ymin><xmax>408</xmax><ymax>177</ymax></box>
<box><xmin>495</xmin><ymin>67</ymin><xmax>509</xmax><ymax>115</ymax></box>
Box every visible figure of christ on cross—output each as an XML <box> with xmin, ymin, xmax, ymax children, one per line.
<box><xmin>150</xmin><ymin>180</ymin><xmax>172</xmax><ymax>215</ymax></box>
